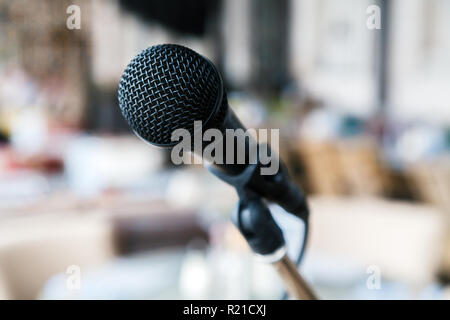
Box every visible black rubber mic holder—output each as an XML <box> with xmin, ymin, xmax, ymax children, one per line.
<box><xmin>207</xmin><ymin>160</ymin><xmax>309</xmax><ymax>257</ymax></box>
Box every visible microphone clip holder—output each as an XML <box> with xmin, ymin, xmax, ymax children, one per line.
<box><xmin>206</xmin><ymin>162</ymin><xmax>318</xmax><ymax>299</ymax></box>
<box><xmin>207</xmin><ymin>163</ymin><xmax>285</xmax><ymax>256</ymax></box>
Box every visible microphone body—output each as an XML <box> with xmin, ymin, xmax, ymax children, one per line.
<box><xmin>118</xmin><ymin>44</ymin><xmax>308</xmax><ymax>219</ymax></box>
<box><xmin>207</xmin><ymin>106</ymin><xmax>308</xmax><ymax>219</ymax></box>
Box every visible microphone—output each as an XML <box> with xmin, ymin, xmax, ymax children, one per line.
<box><xmin>118</xmin><ymin>44</ymin><xmax>308</xmax><ymax>219</ymax></box>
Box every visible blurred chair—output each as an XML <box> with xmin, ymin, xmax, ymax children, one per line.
<box><xmin>0</xmin><ymin>211</ymin><xmax>115</xmax><ymax>299</ymax></box>
<box><xmin>0</xmin><ymin>201</ymin><xmax>208</xmax><ymax>299</ymax></box>
<box><xmin>308</xmin><ymin>196</ymin><xmax>446</xmax><ymax>288</ymax></box>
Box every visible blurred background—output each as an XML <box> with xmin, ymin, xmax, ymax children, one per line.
<box><xmin>0</xmin><ymin>0</ymin><xmax>449</xmax><ymax>299</ymax></box>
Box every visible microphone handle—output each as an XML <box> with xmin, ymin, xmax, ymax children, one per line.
<box><xmin>207</xmin><ymin>106</ymin><xmax>309</xmax><ymax>221</ymax></box>
<box><xmin>247</xmin><ymin>161</ymin><xmax>309</xmax><ymax>220</ymax></box>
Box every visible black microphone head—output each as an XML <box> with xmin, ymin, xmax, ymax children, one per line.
<box><xmin>118</xmin><ymin>44</ymin><xmax>228</xmax><ymax>147</ymax></box>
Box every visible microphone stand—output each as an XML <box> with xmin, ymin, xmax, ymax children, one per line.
<box><xmin>207</xmin><ymin>163</ymin><xmax>318</xmax><ymax>300</ymax></box>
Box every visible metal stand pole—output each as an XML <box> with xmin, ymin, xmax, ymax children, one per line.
<box><xmin>272</xmin><ymin>254</ymin><xmax>318</xmax><ymax>300</ymax></box>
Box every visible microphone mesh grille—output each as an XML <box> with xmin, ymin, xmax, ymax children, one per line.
<box><xmin>118</xmin><ymin>44</ymin><xmax>225</xmax><ymax>146</ymax></box>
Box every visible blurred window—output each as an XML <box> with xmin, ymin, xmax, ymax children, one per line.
<box><xmin>291</xmin><ymin>0</ymin><xmax>450</xmax><ymax>125</ymax></box>
<box><xmin>390</xmin><ymin>0</ymin><xmax>450</xmax><ymax>124</ymax></box>
<box><xmin>290</xmin><ymin>0</ymin><xmax>376</xmax><ymax>116</ymax></box>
